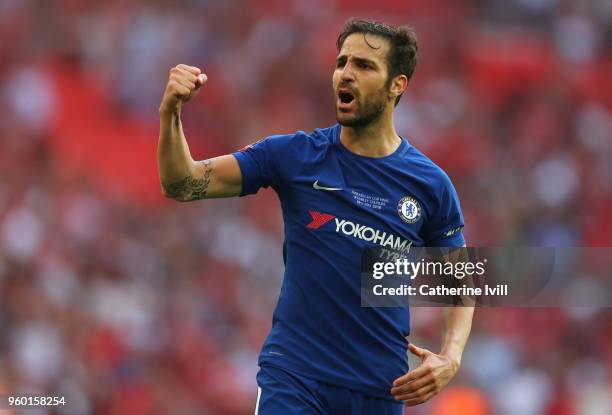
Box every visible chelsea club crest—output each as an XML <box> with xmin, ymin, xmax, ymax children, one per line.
<box><xmin>397</xmin><ymin>196</ymin><xmax>421</xmax><ymax>224</ymax></box>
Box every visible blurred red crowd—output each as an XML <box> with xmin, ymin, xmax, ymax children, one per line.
<box><xmin>0</xmin><ymin>0</ymin><xmax>610</xmax><ymax>414</ymax></box>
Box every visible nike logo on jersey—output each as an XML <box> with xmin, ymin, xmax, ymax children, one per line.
<box><xmin>313</xmin><ymin>180</ymin><xmax>342</xmax><ymax>191</ymax></box>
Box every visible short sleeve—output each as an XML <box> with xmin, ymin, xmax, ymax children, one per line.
<box><xmin>232</xmin><ymin>134</ymin><xmax>295</xmax><ymax>196</ymax></box>
<box><xmin>423</xmin><ymin>173</ymin><xmax>465</xmax><ymax>247</ymax></box>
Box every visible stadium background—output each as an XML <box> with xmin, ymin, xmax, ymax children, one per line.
<box><xmin>0</xmin><ymin>0</ymin><xmax>611</xmax><ymax>414</ymax></box>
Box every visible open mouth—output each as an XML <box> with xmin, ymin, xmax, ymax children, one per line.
<box><xmin>337</xmin><ymin>89</ymin><xmax>356</xmax><ymax>109</ymax></box>
<box><xmin>339</xmin><ymin>91</ymin><xmax>354</xmax><ymax>104</ymax></box>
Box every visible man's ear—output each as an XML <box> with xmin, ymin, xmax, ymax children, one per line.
<box><xmin>389</xmin><ymin>74</ymin><xmax>408</xmax><ymax>101</ymax></box>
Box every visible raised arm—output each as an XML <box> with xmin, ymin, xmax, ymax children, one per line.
<box><xmin>157</xmin><ymin>64</ymin><xmax>242</xmax><ymax>201</ymax></box>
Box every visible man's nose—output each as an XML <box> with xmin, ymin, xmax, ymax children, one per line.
<box><xmin>340</xmin><ymin>63</ymin><xmax>355</xmax><ymax>81</ymax></box>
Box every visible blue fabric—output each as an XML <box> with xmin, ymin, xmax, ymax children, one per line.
<box><xmin>255</xmin><ymin>365</ymin><xmax>404</xmax><ymax>415</ymax></box>
<box><xmin>233</xmin><ymin>124</ymin><xmax>465</xmax><ymax>400</ymax></box>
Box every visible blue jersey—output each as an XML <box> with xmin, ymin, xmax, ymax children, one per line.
<box><xmin>232</xmin><ymin>124</ymin><xmax>465</xmax><ymax>400</ymax></box>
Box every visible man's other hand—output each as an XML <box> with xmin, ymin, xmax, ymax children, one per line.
<box><xmin>390</xmin><ymin>343</ymin><xmax>460</xmax><ymax>406</ymax></box>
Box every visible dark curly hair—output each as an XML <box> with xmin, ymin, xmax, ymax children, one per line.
<box><xmin>336</xmin><ymin>19</ymin><xmax>418</xmax><ymax>105</ymax></box>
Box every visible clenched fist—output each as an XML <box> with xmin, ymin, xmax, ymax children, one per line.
<box><xmin>160</xmin><ymin>64</ymin><xmax>207</xmax><ymax>114</ymax></box>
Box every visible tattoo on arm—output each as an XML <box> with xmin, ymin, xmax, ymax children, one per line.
<box><xmin>162</xmin><ymin>159</ymin><xmax>212</xmax><ymax>201</ymax></box>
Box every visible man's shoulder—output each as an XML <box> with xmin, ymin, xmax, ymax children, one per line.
<box><xmin>262</xmin><ymin>125</ymin><xmax>337</xmax><ymax>157</ymax></box>
<box><xmin>402</xmin><ymin>144</ymin><xmax>456</xmax><ymax>190</ymax></box>
<box><xmin>293</xmin><ymin>124</ymin><xmax>338</xmax><ymax>146</ymax></box>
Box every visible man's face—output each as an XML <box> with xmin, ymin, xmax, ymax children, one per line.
<box><xmin>333</xmin><ymin>33</ymin><xmax>392</xmax><ymax>127</ymax></box>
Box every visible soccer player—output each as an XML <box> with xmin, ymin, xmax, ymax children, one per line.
<box><xmin>157</xmin><ymin>19</ymin><xmax>474</xmax><ymax>415</ymax></box>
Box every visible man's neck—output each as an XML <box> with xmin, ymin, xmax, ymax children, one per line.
<box><xmin>339</xmin><ymin>112</ymin><xmax>401</xmax><ymax>158</ymax></box>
